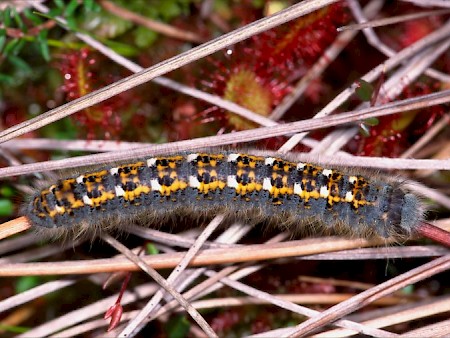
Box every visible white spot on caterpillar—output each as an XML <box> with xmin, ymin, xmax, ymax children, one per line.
<box><xmin>297</xmin><ymin>162</ymin><xmax>306</xmax><ymax>170</ymax></box>
<box><xmin>322</xmin><ymin>169</ymin><xmax>332</xmax><ymax>177</ymax></box>
<box><xmin>150</xmin><ymin>179</ymin><xmax>162</xmax><ymax>192</ymax></box>
<box><xmin>115</xmin><ymin>185</ymin><xmax>125</xmax><ymax>197</ymax></box>
<box><xmin>227</xmin><ymin>175</ymin><xmax>238</xmax><ymax>188</ymax></box>
<box><xmin>76</xmin><ymin>175</ymin><xmax>84</xmax><ymax>184</ymax></box>
<box><xmin>147</xmin><ymin>158</ymin><xmax>157</xmax><ymax>167</ymax></box>
<box><xmin>320</xmin><ymin>186</ymin><xmax>329</xmax><ymax>198</ymax></box>
<box><xmin>349</xmin><ymin>176</ymin><xmax>358</xmax><ymax>184</ymax></box>
<box><xmin>83</xmin><ymin>195</ymin><xmax>93</xmax><ymax>206</ymax></box>
<box><xmin>189</xmin><ymin>175</ymin><xmax>201</xmax><ymax>189</ymax></box>
<box><xmin>186</xmin><ymin>153</ymin><xmax>199</xmax><ymax>162</ymax></box>
<box><xmin>345</xmin><ymin>191</ymin><xmax>354</xmax><ymax>202</ymax></box>
<box><xmin>55</xmin><ymin>205</ymin><xmax>64</xmax><ymax>213</ymax></box>
<box><xmin>227</xmin><ymin>153</ymin><xmax>240</xmax><ymax>162</ymax></box>
<box><xmin>294</xmin><ymin>182</ymin><xmax>303</xmax><ymax>195</ymax></box>
<box><xmin>265</xmin><ymin>157</ymin><xmax>276</xmax><ymax>166</ymax></box>
<box><xmin>263</xmin><ymin>177</ymin><xmax>272</xmax><ymax>191</ymax></box>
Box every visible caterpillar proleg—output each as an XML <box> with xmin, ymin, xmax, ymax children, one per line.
<box><xmin>23</xmin><ymin>152</ymin><xmax>425</xmax><ymax>241</ymax></box>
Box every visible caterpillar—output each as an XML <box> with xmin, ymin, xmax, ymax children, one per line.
<box><xmin>22</xmin><ymin>151</ymin><xmax>424</xmax><ymax>241</ymax></box>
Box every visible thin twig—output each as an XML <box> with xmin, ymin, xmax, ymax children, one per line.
<box><xmin>1</xmin><ymin>89</ymin><xmax>450</xmax><ymax>178</ymax></box>
<box><xmin>401</xmin><ymin>113</ymin><xmax>450</xmax><ymax>158</ymax></box>
<box><xmin>315</xmin><ymin>296</ymin><xmax>450</xmax><ymax>337</ymax></box>
<box><xmin>339</xmin><ymin>9</ymin><xmax>450</xmax><ymax>31</ymax></box>
<box><xmin>347</xmin><ymin>0</ymin><xmax>450</xmax><ymax>82</ymax></box>
<box><xmin>400</xmin><ymin>0</ymin><xmax>450</xmax><ymax>8</ymax></box>
<box><xmin>100</xmin><ymin>0</ymin><xmax>204</xmax><ymax>43</ymax></box>
<box><xmin>101</xmin><ymin>233</ymin><xmax>218</xmax><ymax>338</ymax></box>
<box><xmin>0</xmin><ymin>237</ymin><xmax>384</xmax><ymax>276</ymax></box>
<box><xmin>0</xmin><ymin>279</ymin><xmax>77</xmax><ymax>313</ymax></box>
<box><xmin>120</xmin><ymin>215</ymin><xmax>224</xmax><ymax>337</ymax></box>
<box><xmin>131</xmin><ymin>222</ymin><xmax>252</xmax><ymax>336</ymax></box>
<box><xmin>0</xmin><ymin>217</ymin><xmax>31</xmax><ymax>241</ymax></box>
<box><xmin>400</xmin><ymin>318</ymin><xmax>450</xmax><ymax>337</ymax></box>
<box><xmin>285</xmin><ymin>255</ymin><xmax>450</xmax><ymax>337</ymax></box>
<box><xmin>203</xmin><ymin>269</ymin><xmax>397</xmax><ymax>338</ymax></box>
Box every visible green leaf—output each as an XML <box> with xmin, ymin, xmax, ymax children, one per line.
<box><xmin>358</xmin><ymin>118</ymin><xmax>378</xmax><ymax>136</ymax></box>
<box><xmin>0</xmin><ymin>199</ymin><xmax>13</xmax><ymax>216</ymax></box>
<box><xmin>363</xmin><ymin>117</ymin><xmax>379</xmax><ymax>127</ymax></box>
<box><xmin>102</xmin><ymin>39</ymin><xmax>140</xmax><ymax>57</ymax></box>
<box><xmin>0</xmin><ymin>323</ymin><xmax>29</xmax><ymax>334</ymax></box>
<box><xmin>0</xmin><ymin>185</ymin><xmax>14</xmax><ymax>197</ymax></box>
<box><xmin>23</xmin><ymin>9</ymin><xmax>43</xmax><ymax>25</ymax></box>
<box><xmin>359</xmin><ymin>123</ymin><xmax>371</xmax><ymax>137</ymax></box>
<box><xmin>8</xmin><ymin>55</ymin><xmax>32</xmax><ymax>73</ymax></box>
<box><xmin>12</xmin><ymin>7</ymin><xmax>26</xmax><ymax>32</ymax></box>
<box><xmin>82</xmin><ymin>10</ymin><xmax>132</xmax><ymax>39</ymax></box>
<box><xmin>66</xmin><ymin>16</ymin><xmax>78</xmax><ymax>31</ymax></box>
<box><xmin>392</xmin><ymin>112</ymin><xmax>417</xmax><ymax>132</ymax></box>
<box><xmin>15</xmin><ymin>38</ymin><xmax>26</xmax><ymax>55</ymax></box>
<box><xmin>3</xmin><ymin>38</ymin><xmax>21</xmax><ymax>55</ymax></box>
<box><xmin>54</xmin><ymin>0</ymin><xmax>65</xmax><ymax>9</ymax></box>
<box><xmin>146</xmin><ymin>243</ymin><xmax>159</xmax><ymax>255</ymax></box>
<box><xmin>166</xmin><ymin>315</ymin><xmax>191</xmax><ymax>338</ymax></box>
<box><xmin>402</xmin><ymin>285</ymin><xmax>414</xmax><ymax>295</ymax></box>
<box><xmin>355</xmin><ymin>79</ymin><xmax>374</xmax><ymax>102</ymax></box>
<box><xmin>0</xmin><ymin>73</ymin><xmax>14</xmax><ymax>86</ymax></box>
<box><xmin>84</xmin><ymin>0</ymin><xmax>101</xmax><ymax>12</ymax></box>
<box><xmin>38</xmin><ymin>30</ymin><xmax>51</xmax><ymax>61</ymax></box>
<box><xmin>252</xmin><ymin>0</ymin><xmax>267</xmax><ymax>8</ymax></box>
<box><xmin>15</xmin><ymin>276</ymin><xmax>41</xmax><ymax>293</ymax></box>
<box><xmin>0</xmin><ymin>31</ymin><xmax>6</xmax><ymax>53</ymax></box>
<box><xmin>3</xmin><ymin>7</ymin><xmax>12</xmax><ymax>27</ymax></box>
<box><xmin>158</xmin><ymin>1</ymin><xmax>183</xmax><ymax>21</ymax></box>
<box><xmin>134</xmin><ymin>26</ymin><xmax>158</xmax><ymax>48</ymax></box>
<box><xmin>5</xmin><ymin>38</ymin><xmax>26</xmax><ymax>56</ymax></box>
<box><xmin>64</xmin><ymin>0</ymin><xmax>79</xmax><ymax>17</ymax></box>
<box><xmin>47</xmin><ymin>7</ymin><xmax>64</xmax><ymax>18</ymax></box>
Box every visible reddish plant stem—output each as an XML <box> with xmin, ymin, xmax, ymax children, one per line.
<box><xmin>417</xmin><ymin>222</ymin><xmax>450</xmax><ymax>248</ymax></box>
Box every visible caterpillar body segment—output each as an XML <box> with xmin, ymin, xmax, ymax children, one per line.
<box><xmin>24</xmin><ymin>152</ymin><xmax>424</xmax><ymax>241</ymax></box>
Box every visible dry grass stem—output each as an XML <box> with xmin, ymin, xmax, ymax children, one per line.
<box><xmin>339</xmin><ymin>9</ymin><xmax>450</xmax><ymax>31</ymax></box>
<box><xmin>315</xmin><ymin>295</ymin><xmax>450</xmax><ymax>337</ymax></box>
<box><xmin>400</xmin><ymin>318</ymin><xmax>450</xmax><ymax>337</ymax></box>
<box><xmin>101</xmin><ymin>233</ymin><xmax>217</xmax><ymax>338</ymax></box>
<box><xmin>286</xmin><ymin>255</ymin><xmax>450</xmax><ymax>337</ymax></box>
<box><xmin>401</xmin><ymin>113</ymin><xmax>450</xmax><ymax>158</ymax></box>
<box><xmin>99</xmin><ymin>0</ymin><xmax>204</xmax><ymax>43</ymax></box>
<box><xmin>401</xmin><ymin>0</ymin><xmax>450</xmax><ymax>8</ymax></box>
<box><xmin>1</xmin><ymin>89</ymin><xmax>450</xmax><ymax>178</ymax></box>
<box><xmin>0</xmin><ymin>237</ymin><xmax>383</xmax><ymax>276</ymax></box>
<box><xmin>119</xmin><ymin>215</ymin><xmax>224</xmax><ymax>337</ymax></box>
<box><xmin>348</xmin><ymin>0</ymin><xmax>450</xmax><ymax>82</ymax></box>
<box><xmin>0</xmin><ymin>217</ymin><xmax>31</xmax><ymax>240</ymax></box>
<box><xmin>203</xmin><ymin>270</ymin><xmax>397</xmax><ymax>338</ymax></box>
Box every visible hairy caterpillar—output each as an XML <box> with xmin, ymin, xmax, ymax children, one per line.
<box><xmin>22</xmin><ymin>152</ymin><xmax>424</xmax><ymax>241</ymax></box>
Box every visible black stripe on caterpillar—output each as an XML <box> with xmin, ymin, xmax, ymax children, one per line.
<box><xmin>22</xmin><ymin>152</ymin><xmax>425</xmax><ymax>241</ymax></box>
